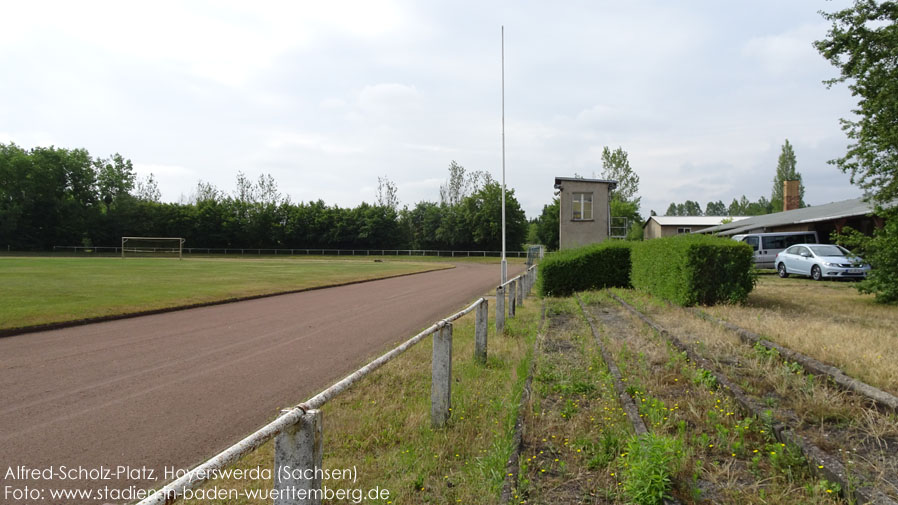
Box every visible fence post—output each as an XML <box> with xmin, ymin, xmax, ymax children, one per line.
<box><xmin>517</xmin><ymin>274</ymin><xmax>524</xmax><ymax>305</ymax></box>
<box><xmin>508</xmin><ymin>279</ymin><xmax>517</xmax><ymax>318</ymax></box>
<box><xmin>533</xmin><ymin>265</ymin><xmax>539</xmax><ymax>296</ymax></box>
<box><xmin>496</xmin><ymin>286</ymin><xmax>505</xmax><ymax>334</ymax></box>
<box><xmin>431</xmin><ymin>323</ymin><xmax>452</xmax><ymax>428</ymax></box>
<box><xmin>475</xmin><ymin>299</ymin><xmax>488</xmax><ymax>363</ymax></box>
<box><xmin>274</xmin><ymin>409</ymin><xmax>323</xmax><ymax>505</ymax></box>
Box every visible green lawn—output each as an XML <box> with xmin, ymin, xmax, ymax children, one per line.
<box><xmin>0</xmin><ymin>257</ymin><xmax>448</xmax><ymax>330</ymax></box>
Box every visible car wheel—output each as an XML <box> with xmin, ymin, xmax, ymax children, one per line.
<box><xmin>811</xmin><ymin>265</ymin><xmax>822</xmax><ymax>281</ymax></box>
<box><xmin>777</xmin><ymin>263</ymin><xmax>789</xmax><ymax>278</ymax></box>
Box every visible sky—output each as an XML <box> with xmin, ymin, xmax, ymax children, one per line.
<box><xmin>0</xmin><ymin>0</ymin><xmax>863</xmax><ymax>219</ymax></box>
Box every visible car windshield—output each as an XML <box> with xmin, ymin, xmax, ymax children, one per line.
<box><xmin>809</xmin><ymin>245</ymin><xmax>847</xmax><ymax>257</ymax></box>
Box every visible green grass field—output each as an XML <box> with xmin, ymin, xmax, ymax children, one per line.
<box><xmin>0</xmin><ymin>257</ymin><xmax>449</xmax><ymax>331</ymax></box>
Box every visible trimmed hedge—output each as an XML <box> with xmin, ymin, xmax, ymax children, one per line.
<box><xmin>630</xmin><ymin>234</ymin><xmax>755</xmax><ymax>306</ymax></box>
<box><xmin>539</xmin><ymin>241</ymin><xmax>632</xmax><ymax>296</ymax></box>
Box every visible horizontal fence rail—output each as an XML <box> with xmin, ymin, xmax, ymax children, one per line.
<box><xmin>135</xmin><ymin>268</ymin><xmax>539</xmax><ymax>505</ymax></box>
<box><xmin>50</xmin><ymin>245</ymin><xmax>530</xmax><ymax>258</ymax></box>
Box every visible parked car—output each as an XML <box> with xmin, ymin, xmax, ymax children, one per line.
<box><xmin>775</xmin><ymin>244</ymin><xmax>871</xmax><ymax>281</ymax></box>
<box><xmin>732</xmin><ymin>231</ymin><xmax>819</xmax><ymax>269</ymax></box>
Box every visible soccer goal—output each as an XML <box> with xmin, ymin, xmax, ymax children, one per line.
<box><xmin>121</xmin><ymin>237</ymin><xmax>186</xmax><ymax>259</ymax></box>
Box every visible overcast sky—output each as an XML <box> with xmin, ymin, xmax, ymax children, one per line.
<box><xmin>1</xmin><ymin>0</ymin><xmax>863</xmax><ymax>219</ymax></box>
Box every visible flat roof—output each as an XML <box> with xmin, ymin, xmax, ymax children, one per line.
<box><xmin>554</xmin><ymin>177</ymin><xmax>618</xmax><ymax>188</ymax></box>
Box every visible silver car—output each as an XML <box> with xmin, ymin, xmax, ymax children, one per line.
<box><xmin>775</xmin><ymin>243</ymin><xmax>871</xmax><ymax>281</ymax></box>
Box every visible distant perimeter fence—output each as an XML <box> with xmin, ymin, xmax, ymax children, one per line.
<box><xmin>137</xmin><ymin>264</ymin><xmax>538</xmax><ymax>505</ymax></box>
<box><xmin>50</xmin><ymin>245</ymin><xmax>530</xmax><ymax>258</ymax></box>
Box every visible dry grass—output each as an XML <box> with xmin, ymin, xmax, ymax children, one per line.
<box><xmin>516</xmin><ymin>296</ymin><xmax>633</xmax><ymax>504</ymax></box>
<box><xmin>702</xmin><ymin>275</ymin><xmax>898</xmax><ymax>395</ymax></box>
<box><xmin>580</xmin><ymin>290</ymin><xmax>847</xmax><ymax>504</ymax></box>
<box><xmin>610</xmin><ymin>287</ymin><xmax>898</xmax><ymax>503</ymax></box>
<box><xmin>176</xmin><ymin>292</ymin><xmax>541</xmax><ymax>505</ymax></box>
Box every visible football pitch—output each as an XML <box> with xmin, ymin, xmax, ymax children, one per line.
<box><xmin>0</xmin><ymin>256</ymin><xmax>449</xmax><ymax>331</ymax></box>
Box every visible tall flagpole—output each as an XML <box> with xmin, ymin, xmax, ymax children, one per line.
<box><xmin>500</xmin><ymin>25</ymin><xmax>507</xmax><ymax>284</ymax></box>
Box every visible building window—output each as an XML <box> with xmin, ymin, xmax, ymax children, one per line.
<box><xmin>572</xmin><ymin>192</ymin><xmax>593</xmax><ymax>220</ymax></box>
<box><xmin>677</xmin><ymin>227</ymin><xmax>691</xmax><ymax>234</ymax></box>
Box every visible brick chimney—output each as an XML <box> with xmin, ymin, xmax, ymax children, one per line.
<box><xmin>784</xmin><ymin>180</ymin><xmax>800</xmax><ymax>212</ymax></box>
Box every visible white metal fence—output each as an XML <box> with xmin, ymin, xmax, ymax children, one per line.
<box><xmin>51</xmin><ymin>245</ymin><xmax>530</xmax><ymax>258</ymax></box>
<box><xmin>137</xmin><ymin>265</ymin><xmax>538</xmax><ymax>505</ymax></box>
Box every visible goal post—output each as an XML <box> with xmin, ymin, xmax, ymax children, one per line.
<box><xmin>121</xmin><ymin>237</ymin><xmax>186</xmax><ymax>259</ymax></box>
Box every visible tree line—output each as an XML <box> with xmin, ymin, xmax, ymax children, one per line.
<box><xmin>0</xmin><ymin>144</ymin><xmax>528</xmax><ymax>252</ymax></box>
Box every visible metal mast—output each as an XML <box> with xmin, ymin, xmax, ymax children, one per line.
<box><xmin>500</xmin><ymin>25</ymin><xmax>507</xmax><ymax>283</ymax></box>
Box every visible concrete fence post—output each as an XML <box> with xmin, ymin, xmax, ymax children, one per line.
<box><xmin>431</xmin><ymin>323</ymin><xmax>452</xmax><ymax>428</ymax></box>
<box><xmin>508</xmin><ymin>280</ymin><xmax>517</xmax><ymax>318</ymax></box>
<box><xmin>496</xmin><ymin>286</ymin><xmax>505</xmax><ymax>334</ymax></box>
<box><xmin>274</xmin><ymin>409</ymin><xmax>323</xmax><ymax>505</ymax></box>
<box><xmin>475</xmin><ymin>299</ymin><xmax>488</xmax><ymax>363</ymax></box>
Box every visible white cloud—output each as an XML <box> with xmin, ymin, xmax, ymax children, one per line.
<box><xmin>358</xmin><ymin>83</ymin><xmax>421</xmax><ymax>113</ymax></box>
<box><xmin>0</xmin><ymin>1</ymin><xmax>864</xmax><ymax>221</ymax></box>
<box><xmin>741</xmin><ymin>23</ymin><xmax>831</xmax><ymax>76</ymax></box>
<box><xmin>265</xmin><ymin>132</ymin><xmax>364</xmax><ymax>155</ymax></box>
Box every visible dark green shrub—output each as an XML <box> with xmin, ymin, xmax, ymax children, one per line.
<box><xmin>630</xmin><ymin>234</ymin><xmax>754</xmax><ymax>306</ymax></box>
<box><xmin>539</xmin><ymin>241</ymin><xmax>632</xmax><ymax>296</ymax></box>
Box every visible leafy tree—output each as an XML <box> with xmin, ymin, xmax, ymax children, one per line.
<box><xmin>815</xmin><ymin>0</ymin><xmax>898</xmax><ymax>205</ymax></box>
<box><xmin>376</xmin><ymin>175</ymin><xmax>399</xmax><ymax>211</ymax></box>
<box><xmin>770</xmin><ymin>139</ymin><xmax>805</xmax><ymax>211</ymax></box>
<box><xmin>134</xmin><ymin>174</ymin><xmax>161</xmax><ymax>202</ymax></box>
<box><xmin>439</xmin><ymin>161</ymin><xmax>491</xmax><ymax>206</ymax></box>
<box><xmin>462</xmin><ymin>182</ymin><xmax>527</xmax><ymax>251</ymax></box>
<box><xmin>601</xmin><ymin>146</ymin><xmax>643</xmax><ymax>237</ymax></box>
<box><xmin>610</xmin><ymin>198</ymin><xmax>642</xmax><ymax>239</ymax></box>
<box><xmin>626</xmin><ymin>219</ymin><xmax>644</xmax><ymax>241</ymax></box>
<box><xmin>683</xmin><ymin>200</ymin><xmax>703</xmax><ymax>216</ymax></box>
<box><xmin>94</xmin><ymin>153</ymin><xmax>135</xmax><ymax>208</ymax></box>
<box><xmin>535</xmin><ymin>198</ymin><xmax>560</xmax><ymax>251</ymax></box>
<box><xmin>664</xmin><ymin>202</ymin><xmax>679</xmax><ymax>216</ymax></box>
<box><xmin>817</xmin><ymin>0</ymin><xmax>898</xmax><ymax>303</ymax></box>
<box><xmin>526</xmin><ymin>220</ymin><xmax>539</xmax><ymax>245</ymax></box>
<box><xmin>601</xmin><ymin>146</ymin><xmax>640</xmax><ymax>205</ymax></box>
<box><xmin>727</xmin><ymin>198</ymin><xmax>742</xmax><ymax>216</ymax></box>
<box><xmin>705</xmin><ymin>200</ymin><xmax>727</xmax><ymax>216</ymax></box>
<box><xmin>192</xmin><ymin>180</ymin><xmax>224</xmax><ymax>203</ymax></box>
<box><xmin>745</xmin><ymin>196</ymin><xmax>773</xmax><ymax>216</ymax></box>
<box><xmin>402</xmin><ymin>201</ymin><xmax>444</xmax><ymax>250</ymax></box>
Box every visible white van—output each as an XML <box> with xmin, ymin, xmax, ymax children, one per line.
<box><xmin>731</xmin><ymin>231</ymin><xmax>819</xmax><ymax>269</ymax></box>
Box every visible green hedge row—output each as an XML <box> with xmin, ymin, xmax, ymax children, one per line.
<box><xmin>539</xmin><ymin>242</ymin><xmax>632</xmax><ymax>296</ymax></box>
<box><xmin>539</xmin><ymin>235</ymin><xmax>754</xmax><ymax>305</ymax></box>
<box><xmin>630</xmin><ymin>234</ymin><xmax>755</xmax><ymax>305</ymax></box>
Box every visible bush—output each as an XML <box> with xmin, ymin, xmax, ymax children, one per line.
<box><xmin>857</xmin><ymin>209</ymin><xmax>898</xmax><ymax>303</ymax></box>
<box><xmin>622</xmin><ymin>433</ymin><xmax>685</xmax><ymax>505</ymax></box>
<box><xmin>630</xmin><ymin>234</ymin><xmax>754</xmax><ymax>306</ymax></box>
<box><xmin>539</xmin><ymin>241</ymin><xmax>632</xmax><ymax>296</ymax></box>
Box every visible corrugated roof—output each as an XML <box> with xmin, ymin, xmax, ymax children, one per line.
<box><xmin>646</xmin><ymin>216</ymin><xmax>750</xmax><ymax>227</ymax></box>
<box><xmin>699</xmin><ymin>197</ymin><xmax>893</xmax><ymax>236</ymax></box>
